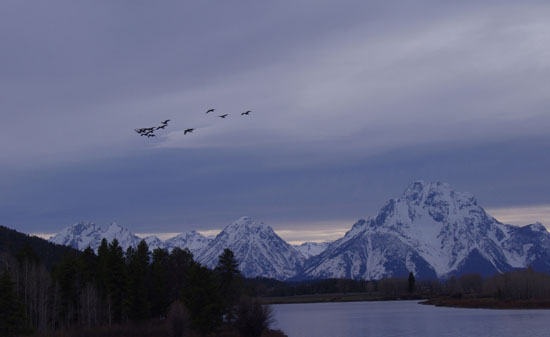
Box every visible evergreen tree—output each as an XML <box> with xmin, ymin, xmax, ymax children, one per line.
<box><xmin>0</xmin><ymin>270</ymin><xmax>25</xmax><ymax>337</ymax></box>
<box><xmin>54</xmin><ymin>254</ymin><xmax>80</xmax><ymax>326</ymax></box>
<box><xmin>150</xmin><ymin>248</ymin><xmax>170</xmax><ymax>318</ymax></box>
<box><xmin>106</xmin><ymin>239</ymin><xmax>126</xmax><ymax>323</ymax></box>
<box><xmin>183</xmin><ymin>264</ymin><xmax>223</xmax><ymax>335</ymax></box>
<box><xmin>215</xmin><ymin>248</ymin><xmax>241</xmax><ymax>321</ymax></box>
<box><xmin>216</xmin><ymin>248</ymin><xmax>240</xmax><ymax>284</ymax></box>
<box><xmin>168</xmin><ymin>248</ymin><xmax>195</xmax><ymax>300</ymax></box>
<box><xmin>78</xmin><ymin>247</ymin><xmax>98</xmax><ymax>286</ymax></box>
<box><xmin>125</xmin><ymin>240</ymin><xmax>151</xmax><ymax>321</ymax></box>
<box><xmin>408</xmin><ymin>272</ymin><xmax>416</xmax><ymax>293</ymax></box>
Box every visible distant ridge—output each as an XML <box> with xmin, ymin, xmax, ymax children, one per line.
<box><xmin>48</xmin><ymin>222</ymin><xmax>212</xmax><ymax>254</ymax></box>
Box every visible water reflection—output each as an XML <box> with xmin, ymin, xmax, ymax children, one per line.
<box><xmin>272</xmin><ymin>300</ymin><xmax>550</xmax><ymax>337</ymax></box>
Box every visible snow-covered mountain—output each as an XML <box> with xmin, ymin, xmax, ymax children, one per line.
<box><xmin>294</xmin><ymin>242</ymin><xmax>330</xmax><ymax>259</ymax></box>
<box><xmin>197</xmin><ymin>216</ymin><xmax>305</xmax><ymax>280</ymax></box>
<box><xmin>49</xmin><ymin>222</ymin><xmax>104</xmax><ymax>251</ymax></box>
<box><xmin>49</xmin><ymin>222</ymin><xmax>141</xmax><ymax>251</ymax></box>
<box><xmin>299</xmin><ymin>181</ymin><xmax>550</xmax><ymax>280</ymax></box>
<box><xmin>164</xmin><ymin>231</ymin><xmax>212</xmax><ymax>255</ymax></box>
<box><xmin>143</xmin><ymin>235</ymin><xmax>165</xmax><ymax>251</ymax></box>
<box><xmin>49</xmin><ymin>182</ymin><xmax>550</xmax><ymax>281</ymax></box>
<box><xmin>49</xmin><ymin>222</ymin><xmax>211</xmax><ymax>254</ymax></box>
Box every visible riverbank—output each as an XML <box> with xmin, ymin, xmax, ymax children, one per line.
<box><xmin>421</xmin><ymin>297</ymin><xmax>550</xmax><ymax>309</ymax></box>
<box><xmin>261</xmin><ymin>292</ymin><xmax>423</xmax><ymax>304</ymax></box>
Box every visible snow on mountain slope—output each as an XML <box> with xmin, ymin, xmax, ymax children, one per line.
<box><xmin>294</xmin><ymin>242</ymin><xmax>330</xmax><ymax>259</ymax></box>
<box><xmin>49</xmin><ymin>222</ymin><xmax>212</xmax><ymax>255</ymax></box>
<box><xmin>102</xmin><ymin>223</ymin><xmax>142</xmax><ymax>250</ymax></box>
<box><xmin>197</xmin><ymin>217</ymin><xmax>305</xmax><ymax>280</ymax></box>
<box><xmin>48</xmin><ymin>182</ymin><xmax>550</xmax><ymax>281</ymax></box>
<box><xmin>49</xmin><ymin>222</ymin><xmax>104</xmax><ymax>251</ymax></box>
<box><xmin>300</xmin><ymin>181</ymin><xmax>550</xmax><ymax>280</ymax></box>
<box><xmin>164</xmin><ymin>231</ymin><xmax>212</xmax><ymax>255</ymax></box>
<box><xmin>143</xmin><ymin>235</ymin><xmax>165</xmax><ymax>251</ymax></box>
<box><xmin>49</xmin><ymin>222</ymin><xmax>141</xmax><ymax>251</ymax></box>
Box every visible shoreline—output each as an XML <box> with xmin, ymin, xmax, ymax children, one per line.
<box><xmin>261</xmin><ymin>293</ymin><xmax>423</xmax><ymax>305</ymax></box>
<box><xmin>420</xmin><ymin>297</ymin><xmax>550</xmax><ymax>310</ymax></box>
<box><xmin>262</xmin><ymin>293</ymin><xmax>550</xmax><ymax>310</ymax></box>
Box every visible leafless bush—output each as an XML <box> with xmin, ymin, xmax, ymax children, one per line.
<box><xmin>234</xmin><ymin>297</ymin><xmax>274</xmax><ymax>337</ymax></box>
<box><xmin>167</xmin><ymin>301</ymin><xmax>190</xmax><ymax>337</ymax></box>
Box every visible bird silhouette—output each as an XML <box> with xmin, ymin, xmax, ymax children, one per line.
<box><xmin>218</xmin><ymin>114</ymin><xmax>229</xmax><ymax>118</ymax></box>
<box><xmin>147</xmin><ymin>134</ymin><xmax>156</xmax><ymax>138</ymax></box>
<box><xmin>184</xmin><ymin>128</ymin><xmax>194</xmax><ymax>135</ymax></box>
<box><xmin>206</xmin><ymin>109</ymin><xmax>215</xmax><ymax>114</ymax></box>
<box><xmin>156</xmin><ymin>125</ymin><xmax>167</xmax><ymax>130</ymax></box>
<box><xmin>162</xmin><ymin>119</ymin><xmax>170</xmax><ymax>124</ymax></box>
<box><xmin>241</xmin><ymin>110</ymin><xmax>251</xmax><ymax>116</ymax></box>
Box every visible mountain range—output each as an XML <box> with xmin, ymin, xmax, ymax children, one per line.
<box><xmin>49</xmin><ymin>181</ymin><xmax>550</xmax><ymax>280</ymax></box>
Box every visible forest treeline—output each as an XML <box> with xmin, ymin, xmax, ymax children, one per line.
<box><xmin>0</xmin><ymin>238</ymin><xmax>279</xmax><ymax>337</ymax></box>
<box><xmin>247</xmin><ymin>268</ymin><xmax>550</xmax><ymax>303</ymax></box>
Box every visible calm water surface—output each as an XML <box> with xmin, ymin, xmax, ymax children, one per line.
<box><xmin>272</xmin><ymin>300</ymin><xmax>550</xmax><ymax>337</ymax></box>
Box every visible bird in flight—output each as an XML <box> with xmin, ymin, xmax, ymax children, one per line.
<box><xmin>241</xmin><ymin>110</ymin><xmax>251</xmax><ymax>116</ymax></box>
<box><xmin>162</xmin><ymin>119</ymin><xmax>170</xmax><ymax>124</ymax></box>
<box><xmin>218</xmin><ymin>114</ymin><xmax>229</xmax><ymax>118</ymax></box>
<box><xmin>156</xmin><ymin>125</ymin><xmax>167</xmax><ymax>130</ymax></box>
<box><xmin>206</xmin><ymin>109</ymin><xmax>215</xmax><ymax>114</ymax></box>
<box><xmin>184</xmin><ymin>128</ymin><xmax>194</xmax><ymax>135</ymax></box>
<box><xmin>147</xmin><ymin>134</ymin><xmax>156</xmax><ymax>138</ymax></box>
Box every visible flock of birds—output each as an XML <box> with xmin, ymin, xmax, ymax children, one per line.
<box><xmin>134</xmin><ymin>108</ymin><xmax>251</xmax><ymax>139</ymax></box>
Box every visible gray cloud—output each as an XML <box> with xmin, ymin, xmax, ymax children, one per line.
<box><xmin>1</xmin><ymin>1</ymin><xmax>549</xmax><ymax>235</ymax></box>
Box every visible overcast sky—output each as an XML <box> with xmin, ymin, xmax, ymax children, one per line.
<box><xmin>1</xmin><ymin>1</ymin><xmax>549</xmax><ymax>242</ymax></box>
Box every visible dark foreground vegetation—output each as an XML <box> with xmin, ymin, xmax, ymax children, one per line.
<box><xmin>0</xmin><ymin>226</ymin><xmax>283</xmax><ymax>337</ymax></box>
<box><xmin>421</xmin><ymin>268</ymin><xmax>550</xmax><ymax>309</ymax></box>
<box><xmin>248</xmin><ymin>268</ymin><xmax>550</xmax><ymax>309</ymax></box>
<box><xmin>248</xmin><ymin>272</ymin><xmax>430</xmax><ymax>304</ymax></box>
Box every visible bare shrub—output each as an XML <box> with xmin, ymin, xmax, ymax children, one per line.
<box><xmin>234</xmin><ymin>297</ymin><xmax>274</xmax><ymax>337</ymax></box>
<box><xmin>167</xmin><ymin>301</ymin><xmax>190</xmax><ymax>337</ymax></box>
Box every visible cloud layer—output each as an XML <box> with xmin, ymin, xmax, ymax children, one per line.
<box><xmin>1</xmin><ymin>1</ymin><xmax>549</xmax><ymax>235</ymax></box>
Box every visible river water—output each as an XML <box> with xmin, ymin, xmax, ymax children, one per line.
<box><xmin>272</xmin><ymin>300</ymin><xmax>550</xmax><ymax>337</ymax></box>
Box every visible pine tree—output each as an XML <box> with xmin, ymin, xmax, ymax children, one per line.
<box><xmin>168</xmin><ymin>248</ymin><xmax>195</xmax><ymax>300</ymax></box>
<box><xmin>106</xmin><ymin>239</ymin><xmax>126</xmax><ymax>323</ymax></box>
<box><xmin>215</xmin><ymin>248</ymin><xmax>241</xmax><ymax>321</ymax></box>
<box><xmin>150</xmin><ymin>248</ymin><xmax>170</xmax><ymax>318</ymax></box>
<box><xmin>183</xmin><ymin>264</ymin><xmax>223</xmax><ymax>335</ymax></box>
<box><xmin>408</xmin><ymin>272</ymin><xmax>416</xmax><ymax>293</ymax></box>
<box><xmin>125</xmin><ymin>240</ymin><xmax>150</xmax><ymax>321</ymax></box>
<box><xmin>0</xmin><ymin>270</ymin><xmax>25</xmax><ymax>337</ymax></box>
<box><xmin>216</xmin><ymin>248</ymin><xmax>239</xmax><ymax>283</ymax></box>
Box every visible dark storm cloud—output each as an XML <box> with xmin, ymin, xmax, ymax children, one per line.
<box><xmin>1</xmin><ymin>1</ymin><xmax>549</xmax><ymax>235</ymax></box>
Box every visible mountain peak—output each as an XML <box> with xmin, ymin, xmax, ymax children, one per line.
<box><xmin>225</xmin><ymin>216</ymin><xmax>270</xmax><ymax>233</ymax></box>
<box><xmin>197</xmin><ymin>217</ymin><xmax>305</xmax><ymax>280</ymax></box>
<box><xmin>404</xmin><ymin>180</ymin><xmax>474</xmax><ymax>199</ymax></box>
<box><xmin>528</xmin><ymin>222</ymin><xmax>547</xmax><ymax>232</ymax></box>
<box><xmin>70</xmin><ymin>221</ymin><xmax>98</xmax><ymax>232</ymax></box>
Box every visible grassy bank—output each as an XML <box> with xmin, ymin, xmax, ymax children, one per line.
<box><xmin>421</xmin><ymin>297</ymin><xmax>550</xmax><ymax>309</ymax></box>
